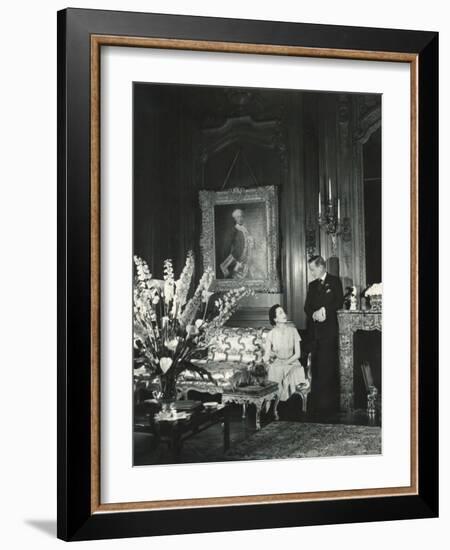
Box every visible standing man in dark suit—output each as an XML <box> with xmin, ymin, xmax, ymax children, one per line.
<box><xmin>304</xmin><ymin>255</ymin><xmax>344</xmax><ymax>418</ymax></box>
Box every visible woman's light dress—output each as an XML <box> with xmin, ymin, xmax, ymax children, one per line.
<box><xmin>266</xmin><ymin>325</ymin><xmax>306</xmax><ymax>401</ymax></box>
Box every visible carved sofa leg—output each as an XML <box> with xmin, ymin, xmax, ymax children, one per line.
<box><xmin>300</xmin><ymin>390</ymin><xmax>309</xmax><ymax>413</ymax></box>
<box><xmin>273</xmin><ymin>395</ymin><xmax>280</xmax><ymax>421</ymax></box>
<box><xmin>255</xmin><ymin>402</ymin><xmax>262</xmax><ymax>430</ymax></box>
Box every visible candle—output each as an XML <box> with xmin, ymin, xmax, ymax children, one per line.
<box><xmin>318</xmin><ymin>190</ymin><xmax>322</xmax><ymax>216</ymax></box>
<box><xmin>337</xmin><ymin>198</ymin><xmax>341</xmax><ymax>221</ymax></box>
<box><xmin>328</xmin><ymin>178</ymin><xmax>332</xmax><ymax>201</ymax></box>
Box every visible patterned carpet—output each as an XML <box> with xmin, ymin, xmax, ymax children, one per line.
<box><xmin>224</xmin><ymin>421</ymin><xmax>381</xmax><ymax>461</ymax></box>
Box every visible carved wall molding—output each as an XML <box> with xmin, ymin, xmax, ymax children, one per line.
<box><xmin>348</xmin><ymin>96</ymin><xmax>381</xmax><ymax>290</ymax></box>
<box><xmin>305</xmin><ymin>214</ymin><xmax>317</xmax><ymax>259</ymax></box>
<box><xmin>199</xmin><ymin>115</ymin><xmax>288</xmax><ymax>177</ymax></box>
<box><xmin>193</xmin><ymin>99</ymin><xmax>291</xmax><ymax>325</ymax></box>
<box><xmin>190</xmin><ymin>88</ymin><xmax>286</xmax><ymax>126</ymax></box>
<box><xmin>354</xmin><ymin>105</ymin><xmax>382</xmax><ymax>145</ymax></box>
<box><xmin>350</xmin><ymin>141</ymin><xmax>367</xmax><ymax>289</ymax></box>
<box><xmin>338</xmin><ymin>94</ymin><xmax>350</xmax><ymax>152</ymax></box>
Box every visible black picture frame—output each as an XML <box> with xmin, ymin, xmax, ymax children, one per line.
<box><xmin>57</xmin><ymin>7</ymin><xmax>438</xmax><ymax>541</ymax></box>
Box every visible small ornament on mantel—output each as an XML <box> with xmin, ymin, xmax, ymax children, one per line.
<box><xmin>344</xmin><ymin>285</ymin><xmax>358</xmax><ymax>310</ymax></box>
<box><xmin>349</xmin><ymin>286</ymin><xmax>358</xmax><ymax>311</ymax></box>
<box><xmin>364</xmin><ymin>283</ymin><xmax>383</xmax><ymax>311</ymax></box>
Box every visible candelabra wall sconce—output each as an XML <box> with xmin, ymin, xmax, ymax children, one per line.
<box><xmin>317</xmin><ymin>178</ymin><xmax>352</xmax><ymax>255</ymax></box>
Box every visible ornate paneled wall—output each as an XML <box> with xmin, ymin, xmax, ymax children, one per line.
<box><xmin>192</xmin><ymin>90</ymin><xmax>307</xmax><ymax>327</ymax></box>
<box><xmin>302</xmin><ymin>92</ymin><xmax>381</xmax><ymax>294</ymax></box>
<box><xmin>133</xmin><ymin>84</ymin><xmax>381</xmax><ymax>330</ymax></box>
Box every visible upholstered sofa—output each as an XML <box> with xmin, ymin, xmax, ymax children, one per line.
<box><xmin>177</xmin><ymin>326</ymin><xmax>270</xmax><ymax>393</ymax></box>
<box><xmin>177</xmin><ymin>325</ymin><xmax>311</xmax><ymax>420</ymax></box>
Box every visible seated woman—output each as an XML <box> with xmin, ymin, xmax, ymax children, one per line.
<box><xmin>263</xmin><ymin>304</ymin><xmax>306</xmax><ymax>406</ymax></box>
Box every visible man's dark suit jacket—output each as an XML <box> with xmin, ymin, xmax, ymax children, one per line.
<box><xmin>304</xmin><ymin>273</ymin><xmax>344</xmax><ymax>341</ymax></box>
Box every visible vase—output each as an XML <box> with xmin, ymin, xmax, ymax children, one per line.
<box><xmin>159</xmin><ymin>372</ymin><xmax>178</xmax><ymax>402</ymax></box>
<box><xmin>369</xmin><ymin>295</ymin><xmax>382</xmax><ymax>311</ymax></box>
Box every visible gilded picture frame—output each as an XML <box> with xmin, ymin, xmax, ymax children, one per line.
<box><xmin>199</xmin><ymin>186</ymin><xmax>281</xmax><ymax>292</ymax></box>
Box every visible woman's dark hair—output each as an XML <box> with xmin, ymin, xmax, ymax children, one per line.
<box><xmin>269</xmin><ymin>304</ymin><xmax>283</xmax><ymax>326</ymax></box>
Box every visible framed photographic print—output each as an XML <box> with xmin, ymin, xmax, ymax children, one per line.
<box><xmin>57</xmin><ymin>8</ymin><xmax>438</xmax><ymax>542</ymax></box>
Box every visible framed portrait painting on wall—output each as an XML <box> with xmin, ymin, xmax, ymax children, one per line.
<box><xmin>199</xmin><ymin>185</ymin><xmax>281</xmax><ymax>292</ymax></box>
<box><xmin>57</xmin><ymin>8</ymin><xmax>438</xmax><ymax>542</ymax></box>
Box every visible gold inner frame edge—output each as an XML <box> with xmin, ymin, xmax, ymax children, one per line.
<box><xmin>89</xmin><ymin>34</ymin><xmax>419</xmax><ymax>514</ymax></box>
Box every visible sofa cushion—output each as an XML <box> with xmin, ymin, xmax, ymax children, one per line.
<box><xmin>207</xmin><ymin>326</ymin><xmax>270</xmax><ymax>364</ymax></box>
<box><xmin>178</xmin><ymin>327</ymin><xmax>271</xmax><ymax>391</ymax></box>
<box><xmin>208</xmin><ymin>351</ymin><xmax>262</xmax><ymax>363</ymax></box>
<box><xmin>181</xmin><ymin>360</ymin><xmax>249</xmax><ymax>388</ymax></box>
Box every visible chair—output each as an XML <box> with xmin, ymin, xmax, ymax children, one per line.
<box><xmin>293</xmin><ymin>329</ymin><xmax>312</xmax><ymax>412</ymax></box>
<box><xmin>294</xmin><ymin>352</ymin><xmax>312</xmax><ymax>412</ymax></box>
<box><xmin>361</xmin><ymin>361</ymin><xmax>380</xmax><ymax>416</ymax></box>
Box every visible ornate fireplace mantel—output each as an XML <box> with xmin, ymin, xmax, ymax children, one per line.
<box><xmin>337</xmin><ymin>310</ymin><xmax>382</xmax><ymax>411</ymax></box>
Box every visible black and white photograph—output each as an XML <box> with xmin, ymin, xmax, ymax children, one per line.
<box><xmin>132</xmin><ymin>82</ymin><xmax>383</xmax><ymax>466</ymax></box>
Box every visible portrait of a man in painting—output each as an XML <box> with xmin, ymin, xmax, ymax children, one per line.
<box><xmin>199</xmin><ymin>185</ymin><xmax>281</xmax><ymax>292</ymax></box>
<box><xmin>216</xmin><ymin>204</ymin><xmax>267</xmax><ymax>282</ymax></box>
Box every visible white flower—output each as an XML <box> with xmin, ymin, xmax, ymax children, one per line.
<box><xmin>186</xmin><ymin>324</ymin><xmax>199</xmax><ymax>337</ymax></box>
<box><xmin>365</xmin><ymin>283</ymin><xmax>383</xmax><ymax>296</ymax></box>
<box><xmin>160</xmin><ymin>357</ymin><xmax>173</xmax><ymax>373</ymax></box>
<box><xmin>195</xmin><ymin>319</ymin><xmax>205</xmax><ymax>329</ymax></box>
<box><xmin>165</xmin><ymin>338</ymin><xmax>179</xmax><ymax>351</ymax></box>
<box><xmin>202</xmin><ymin>290</ymin><xmax>214</xmax><ymax>303</ymax></box>
<box><xmin>164</xmin><ymin>280</ymin><xmax>174</xmax><ymax>303</ymax></box>
<box><xmin>150</xmin><ymin>279</ymin><xmax>165</xmax><ymax>290</ymax></box>
<box><xmin>134</xmin><ymin>365</ymin><xmax>147</xmax><ymax>375</ymax></box>
<box><xmin>152</xmin><ymin>295</ymin><xmax>160</xmax><ymax>305</ymax></box>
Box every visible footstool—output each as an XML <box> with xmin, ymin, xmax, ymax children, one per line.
<box><xmin>222</xmin><ymin>381</ymin><xmax>279</xmax><ymax>430</ymax></box>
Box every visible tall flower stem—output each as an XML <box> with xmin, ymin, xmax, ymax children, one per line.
<box><xmin>202</xmin><ymin>296</ymin><xmax>210</xmax><ymax>322</ymax></box>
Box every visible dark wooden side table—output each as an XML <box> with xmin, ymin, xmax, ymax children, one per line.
<box><xmin>153</xmin><ymin>404</ymin><xmax>230</xmax><ymax>462</ymax></box>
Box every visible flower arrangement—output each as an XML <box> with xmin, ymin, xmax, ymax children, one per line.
<box><xmin>364</xmin><ymin>283</ymin><xmax>383</xmax><ymax>297</ymax></box>
<box><xmin>133</xmin><ymin>252</ymin><xmax>254</xmax><ymax>400</ymax></box>
<box><xmin>364</xmin><ymin>283</ymin><xmax>382</xmax><ymax>311</ymax></box>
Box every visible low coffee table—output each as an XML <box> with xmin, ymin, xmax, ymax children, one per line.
<box><xmin>152</xmin><ymin>404</ymin><xmax>230</xmax><ymax>462</ymax></box>
<box><xmin>222</xmin><ymin>382</ymin><xmax>279</xmax><ymax>430</ymax></box>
